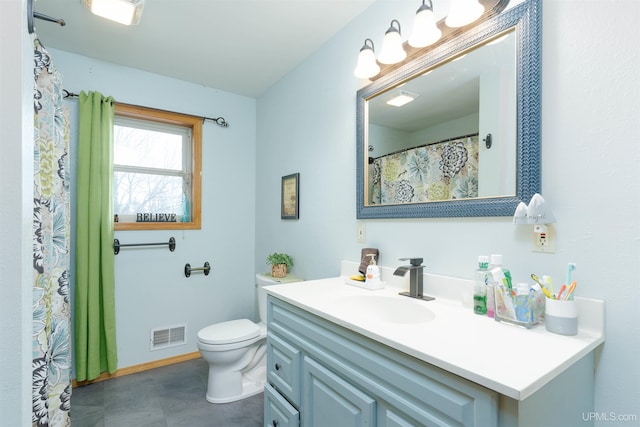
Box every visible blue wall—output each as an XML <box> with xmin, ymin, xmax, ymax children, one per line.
<box><xmin>50</xmin><ymin>49</ymin><xmax>258</xmax><ymax>368</ymax></box>
<box><xmin>255</xmin><ymin>0</ymin><xmax>639</xmax><ymax>420</ymax></box>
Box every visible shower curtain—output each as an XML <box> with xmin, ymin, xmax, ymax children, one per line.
<box><xmin>32</xmin><ymin>39</ymin><xmax>72</xmax><ymax>427</ymax></box>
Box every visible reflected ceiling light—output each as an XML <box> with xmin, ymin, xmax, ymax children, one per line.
<box><xmin>386</xmin><ymin>90</ymin><xmax>419</xmax><ymax>107</ymax></box>
<box><xmin>353</xmin><ymin>39</ymin><xmax>381</xmax><ymax>79</ymax></box>
<box><xmin>409</xmin><ymin>0</ymin><xmax>442</xmax><ymax>48</ymax></box>
<box><xmin>378</xmin><ymin>20</ymin><xmax>407</xmax><ymax>65</ymax></box>
<box><xmin>445</xmin><ymin>0</ymin><xmax>484</xmax><ymax>28</ymax></box>
<box><xmin>82</xmin><ymin>0</ymin><xmax>145</xmax><ymax>25</ymax></box>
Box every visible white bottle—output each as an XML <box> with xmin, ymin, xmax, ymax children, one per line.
<box><xmin>365</xmin><ymin>254</ymin><xmax>381</xmax><ymax>285</ymax></box>
<box><xmin>486</xmin><ymin>254</ymin><xmax>503</xmax><ymax>318</ymax></box>
<box><xmin>473</xmin><ymin>256</ymin><xmax>489</xmax><ymax>315</ymax></box>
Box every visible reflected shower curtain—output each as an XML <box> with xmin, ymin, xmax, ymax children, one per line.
<box><xmin>74</xmin><ymin>91</ymin><xmax>118</xmax><ymax>382</ymax></box>
<box><xmin>32</xmin><ymin>39</ymin><xmax>72</xmax><ymax>427</ymax></box>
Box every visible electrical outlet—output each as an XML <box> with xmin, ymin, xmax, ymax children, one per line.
<box><xmin>533</xmin><ymin>224</ymin><xmax>556</xmax><ymax>253</ymax></box>
<box><xmin>357</xmin><ymin>223</ymin><xmax>366</xmax><ymax>243</ymax></box>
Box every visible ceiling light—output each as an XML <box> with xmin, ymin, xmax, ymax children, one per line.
<box><xmin>378</xmin><ymin>20</ymin><xmax>407</xmax><ymax>65</ymax></box>
<box><xmin>408</xmin><ymin>0</ymin><xmax>442</xmax><ymax>48</ymax></box>
<box><xmin>445</xmin><ymin>0</ymin><xmax>484</xmax><ymax>28</ymax></box>
<box><xmin>386</xmin><ymin>90</ymin><xmax>419</xmax><ymax>107</ymax></box>
<box><xmin>82</xmin><ymin>0</ymin><xmax>145</xmax><ymax>25</ymax></box>
<box><xmin>354</xmin><ymin>39</ymin><xmax>381</xmax><ymax>79</ymax></box>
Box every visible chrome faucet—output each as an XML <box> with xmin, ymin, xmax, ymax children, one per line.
<box><xmin>394</xmin><ymin>257</ymin><xmax>434</xmax><ymax>301</ymax></box>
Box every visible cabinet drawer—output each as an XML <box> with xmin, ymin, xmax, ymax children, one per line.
<box><xmin>267</xmin><ymin>332</ymin><xmax>301</xmax><ymax>406</ymax></box>
<box><xmin>264</xmin><ymin>383</ymin><xmax>299</xmax><ymax>427</ymax></box>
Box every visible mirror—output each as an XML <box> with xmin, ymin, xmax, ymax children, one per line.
<box><xmin>356</xmin><ymin>0</ymin><xmax>541</xmax><ymax>219</ymax></box>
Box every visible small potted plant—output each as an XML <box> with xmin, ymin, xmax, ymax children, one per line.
<box><xmin>266</xmin><ymin>253</ymin><xmax>293</xmax><ymax>278</ymax></box>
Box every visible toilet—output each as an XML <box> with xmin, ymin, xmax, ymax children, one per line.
<box><xmin>196</xmin><ymin>273</ymin><xmax>300</xmax><ymax>403</ymax></box>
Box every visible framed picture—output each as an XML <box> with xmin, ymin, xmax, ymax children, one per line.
<box><xmin>281</xmin><ymin>173</ymin><xmax>299</xmax><ymax>219</ymax></box>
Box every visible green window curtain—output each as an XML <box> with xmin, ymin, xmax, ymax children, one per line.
<box><xmin>75</xmin><ymin>91</ymin><xmax>118</xmax><ymax>382</ymax></box>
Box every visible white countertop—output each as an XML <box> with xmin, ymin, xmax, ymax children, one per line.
<box><xmin>264</xmin><ymin>262</ymin><xmax>605</xmax><ymax>401</ymax></box>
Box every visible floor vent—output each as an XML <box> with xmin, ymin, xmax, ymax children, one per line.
<box><xmin>150</xmin><ymin>324</ymin><xmax>187</xmax><ymax>351</ymax></box>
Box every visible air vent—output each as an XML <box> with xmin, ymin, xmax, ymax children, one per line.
<box><xmin>150</xmin><ymin>324</ymin><xmax>186</xmax><ymax>351</ymax></box>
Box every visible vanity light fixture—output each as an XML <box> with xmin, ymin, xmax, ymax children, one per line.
<box><xmin>377</xmin><ymin>20</ymin><xmax>407</xmax><ymax>65</ymax></box>
<box><xmin>408</xmin><ymin>0</ymin><xmax>442</xmax><ymax>48</ymax></box>
<box><xmin>386</xmin><ymin>90</ymin><xmax>419</xmax><ymax>107</ymax></box>
<box><xmin>82</xmin><ymin>0</ymin><xmax>145</xmax><ymax>25</ymax></box>
<box><xmin>354</xmin><ymin>0</ymin><xmax>489</xmax><ymax>80</ymax></box>
<box><xmin>354</xmin><ymin>39</ymin><xmax>381</xmax><ymax>79</ymax></box>
<box><xmin>445</xmin><ymin>0</ymin><xmax>485</xmax><ymax>28</ymax></box>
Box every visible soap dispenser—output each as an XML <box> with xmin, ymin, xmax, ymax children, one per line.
<box><xmin>365</xmin><ymin>254</ymin><xmax>382</xmax><ymax>287</ymax></box>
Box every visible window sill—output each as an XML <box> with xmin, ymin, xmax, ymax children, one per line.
<box><xmin>115</xmin><ymin>220</ymin><xmax>201</xmax><ymax>231</ymax></box>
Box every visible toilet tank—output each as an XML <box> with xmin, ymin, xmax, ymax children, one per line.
<box><xmin>256</xmin><ymin>273</ymin><xmax>302</xmax><ymax>323</ymax></box>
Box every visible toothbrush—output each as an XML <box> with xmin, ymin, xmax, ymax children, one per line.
<box><xmin>530</xmin><ymin>274</ymin><xmax>552</xmax><ymax>298</ymax></box>
<box><xmin>556</xmin><ymin>284</ymin><xmax>567</xmax><ymax>300</ymax></box>
<box><xmin>543</xmin><ymin>275</ymin><xmax>554</xmax><ymax>295</ymax></box>
<box><xmin>565</xmin><ymin>262</ymin><xmax>577</xmax><ymax>288</ymax></box>
<box><xmin>564</xmin><ymin>281</ymin><xmax>577</xmax><ymax>301</ymax></box>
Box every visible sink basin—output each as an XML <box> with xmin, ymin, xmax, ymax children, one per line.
<box><xmin>330</xmin><ymin>294</ymin><xmax>435</xmax><ymax>324</ymax></box>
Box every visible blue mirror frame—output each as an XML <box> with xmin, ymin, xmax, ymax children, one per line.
<box><xmin>356</xmin><ymin>0</ymin><xmax>541</xmax><ymax>219</ymax></box>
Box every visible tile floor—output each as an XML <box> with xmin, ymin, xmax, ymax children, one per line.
<box><xmin>71</xmin><ymin>358</ymin><xmax>263</xmax><ymax>427</ymax></box>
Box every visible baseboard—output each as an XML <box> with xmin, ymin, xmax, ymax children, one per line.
<box><xmin>73</xmin><ymin>351</ymin><xmax>201</xmax><ymax>388</ymax></box>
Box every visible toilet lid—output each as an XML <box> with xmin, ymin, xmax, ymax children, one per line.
<box><xmin>197</xmin><ymin>319</ymin><xmax>260</xmax><ymax>345</ymax></box>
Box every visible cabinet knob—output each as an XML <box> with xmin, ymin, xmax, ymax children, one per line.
<box><xmin>274</xmin><ymin>363</ymin><xmax>281</xmax><ymax>371</ymax></box>
<box><xmin>272</xmin><ymin>420</ymin><xmax>279</xmax><ymax>426</ymax></box>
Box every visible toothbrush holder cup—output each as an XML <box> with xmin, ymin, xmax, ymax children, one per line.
<box><xmin>545</xmin><ymin>297</ymin><xmax>578</xmax><ymax>336</ymax></box>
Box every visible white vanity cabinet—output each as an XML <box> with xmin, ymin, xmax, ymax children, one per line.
<box><xmin>265</xmin><ymin>295</ymin><xmax>498</xmax><ymax>427</ymax></box>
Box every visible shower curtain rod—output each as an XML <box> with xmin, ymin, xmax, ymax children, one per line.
<box><xmin>370</xmin><ymin>132</ymin><xmax>479</xmax><ymax>161</ymax></box>
<box><xmin>63</xmin><ymin>90</ymin><xmax>229</xmax><ymax>128</ymax></box>
<box><xmin>28</xmin><ymin>0</ymin><xmax>66</xmax><ymax>34</ymax></box>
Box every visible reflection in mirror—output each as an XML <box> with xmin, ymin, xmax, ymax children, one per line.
<box><xmin>367</xmin><ymin>30</ymin><xmax>516</xmax><ymax>205</ymax></box>
<box><xmin>356</xmin><ymin>0</ymin><xmax>541</xmax><ymax>219</ymax></box>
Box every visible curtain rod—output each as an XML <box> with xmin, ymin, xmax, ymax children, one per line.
<box><xmin>28</xmin><ymin>0</ymin><xmax>66</xmax><ymax>34</ymax></box>
<box><xmin>62</xmin><ymin>90</ymin><xmax>229</xmax><ymax>129</ymax></box>
<box><xmin>369</xmin><ymin>132</ymin><xmax>479</xmax><ymax>161</ymax></box>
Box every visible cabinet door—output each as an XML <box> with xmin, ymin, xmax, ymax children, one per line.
<box><xmin>267</xmin><ymin>333</ymin><xmax>301</xmax><ymax>407</ymax></box>
<box><xmin>264</xmin><ymin>383</ymin><xmax>299</xmax><ymax>427</ymax></box>
<box><xmin>302</xmin><ymin>356</ymin><xmax>376</xmax><ymax>427</ymax></box>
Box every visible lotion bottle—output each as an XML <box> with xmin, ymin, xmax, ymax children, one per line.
<box><xmin>365</xmin><ymin>254</ymin><xmax>381</xmax><ymax>286</ymax></box>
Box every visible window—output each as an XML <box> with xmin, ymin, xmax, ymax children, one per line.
<box><xmin>113</xmin><ymin>104</ymin><xmax>202</xmax><ymax>230</ymax></box>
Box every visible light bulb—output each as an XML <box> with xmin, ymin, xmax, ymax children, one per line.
<box><xmin>378</xmin><ymin>20</ymin><xmax>407</xmax><ymax>65</ymax></box>
<box><xmin>445</xmin><ymin>0</ymin><xmax>484</xmax><ymax>28</ymax></box>
<box><xmin>409</xmin><ymin>0</ymin><xmax>442</xmax><ymax>48</ymax></box>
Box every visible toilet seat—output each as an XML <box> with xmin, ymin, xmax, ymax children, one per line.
<box><xmin>198</xmin><ymin>319</ymin><xmax>260</xmax><ymax>345</ymax></box>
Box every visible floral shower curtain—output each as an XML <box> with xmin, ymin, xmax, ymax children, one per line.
<box><xmin>369</xmin><ymin>135</ymin><xmax>479</xmax><ymax>204</ymax></box>
<box><xmin>32</xmin><ymin>40</ymin><xmax>72</xmax><ymax>427</ymax></box>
